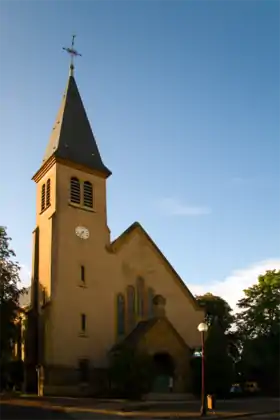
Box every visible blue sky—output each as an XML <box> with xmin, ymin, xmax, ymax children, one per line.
<box><xmin>0</xmin><ymin>0</ymin><xmax>279</xmax><ymax>308</ymax></box>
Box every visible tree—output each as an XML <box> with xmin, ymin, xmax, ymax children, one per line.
<box><xmin>0</xmin><ymin>226</ymin><xmax>24</xmax><ymax>369</ymax></box>
<box><xmin>191</xmin><ymin>294</ymin><xmax>236</xmax><ymax>397</ymax></box>
<box><xmin>108</xmin><ymin>344</ymin><xmax>155</xmax><ymax>399</ymax></box>
<box><xmin>204</xmin><ymin>321</ymin><xmax>234</xmax><ymax>397</ymax></box>
<box><xmin>236</xmin><ymin>270</ymin><xmax>280</xmax><ymax>338</ymax></box>
<box><xmin>236</xmin><ymin>270</ymin><xmax>280</xmax><ymax>395</ymax></box>
<box><xmin>196</xmin><ymin>293</ymin><xmax>234</xmax><ymax>332</ymax></box>
<box><xmin>196</xmin><ymin>293</ymin><xmax>239</xmax><ymax>361</ymax></box>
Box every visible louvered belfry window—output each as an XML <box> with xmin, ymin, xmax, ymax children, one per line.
<box><xmin>46</xmin><ymin>179</ymin><xmax>51</xmax><ymax>207</ymax></box>
<box><xmin>70</xmin><ymin>177</ymin><xmax>81</xmax><ymax>204</ymax></box>
<box><xmin>83</xmin><ymin>181</ymin><xmax>93</xmax><ymax>208</ymax></box>
<box><xmin>40</xmin><ymin>179</ymin><xmax>51</xmax><ymax>213</ymax></box>
<box><xmin>41</xmin><ymin>184</ymin><xmax>46</xmax><ymax>212</ymax></box>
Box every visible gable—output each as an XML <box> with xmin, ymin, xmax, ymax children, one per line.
<box><xmin>114</xmin><ymin>317</ymin><xmax>190</xmax><ymax>352</ymax></box>
<box><xmin>144</xmin><ymin>317</ymin><xmax>191</xmax><ymax>352</ymax></box>
<box><xmin>110</xmin><ymin>222</ymin><xmax>203</xmax><ymax>312</ymax></box>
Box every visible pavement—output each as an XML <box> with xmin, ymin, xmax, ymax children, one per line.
<box><xmin>0</xmin><ymin>404</ymin><xmax>73</xmax><ymax>419</ymax></box>
<box><xmin>0</xmin><ymin>403</ymin><xmax>279</xmax><ymax>420</ymax></box>
<box><xmin>225</xmin><ymin>415</ymin><xmax>279</xmax><ymax>420</ymax></box>
<box><xmin>0</xmin><ymin>394</ymin><xmax>279</xmax><ymax>419</ymax></box>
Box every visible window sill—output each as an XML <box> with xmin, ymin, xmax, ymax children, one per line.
<box><xmin>68</xmin><ymin>201</ymin><xmax>95</xmax><ymax>213</ymax></box>
<box><xmin>39</xmin><ymin>204</ymin><xmax>51</xmax><ymax>215</ymax></box>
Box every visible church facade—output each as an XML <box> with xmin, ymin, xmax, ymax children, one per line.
<box><xmin>23</xmin><ymin>62</ymin><xmax>205</xmax><ymax>396</ymax></box>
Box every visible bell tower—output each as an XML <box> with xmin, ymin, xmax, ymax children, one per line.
<box><xmin>28</xmin><ymin>38</ymin><xmax>112</xmax><ymax>385</ymax></box>
<box><xmin>31</xmin><ymin>36</ymin><xmax>111</xmax><ymax>300</ymax></box>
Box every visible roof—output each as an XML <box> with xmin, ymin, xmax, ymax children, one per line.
<box><xmin>112</xmin><ymin>317</ymin><xmax>191</xmax><ymax>351</ymax></box>
<box><xmin>123</xmin><ymin>319</ymin><xmax>158</xmax><ymax>346</ymax></box>
<box><xmin>42</xmin><ymin>74</ymin><xmax>111</xmax><ymax>177</ymax></box>
<box><xmin>109</xmin><ymin>222</ymin><xmax>203</xmax><ymax>311</ymax></box>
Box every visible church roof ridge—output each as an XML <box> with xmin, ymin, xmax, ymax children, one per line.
<box><xmin>110</xmin><ymin>221</ymin><xmax>203</xmax><ymax>312</ymax></box>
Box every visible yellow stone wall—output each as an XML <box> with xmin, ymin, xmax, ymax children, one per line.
<box><xmin>137</xmin><ymin>318</ymin><xmax>192</xmax><ymax>392</ymax></box>
<box><xmin>30</xmin><ymin>159</ymin><xmax>204</xmax><ymax>387</ymax></box>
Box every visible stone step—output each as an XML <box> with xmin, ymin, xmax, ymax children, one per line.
<box><xmin>144</xmin><ymin>393</ymin><xmax>195</xmax><ymax>401</ymax></box>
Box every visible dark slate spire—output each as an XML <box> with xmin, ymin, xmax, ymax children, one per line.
<box><xmin>43</xmin><ymin>74</ymin><xmax>111</xmax><ymax>177</ymax></box>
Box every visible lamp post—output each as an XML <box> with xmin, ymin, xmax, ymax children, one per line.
<box><xmin>198</xmin><ymin>322</ymin><xmax>208</xmax><ymax>416</ymax></box>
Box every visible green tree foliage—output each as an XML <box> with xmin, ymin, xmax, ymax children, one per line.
<box><xmin>0</xmin><ymin>226</ymin><xmax>24</xmax><ymax>364</ymax></box>
<box><xmin>236</xmin><ymin>270</ymin><xmax>280</xmax><ymax>394</ymax></box>
<box><xmin>191</xmin><ymin>294</ymin><xmax>236</xmax><ymax>397</ymax></box>
<box><xmin>196</xmin><ymin>293</ymin><xmax>234</xmax><ymax>332</ymax></box>
<box><xmin>205</xmin><ymin>321</ymin><xmax>234</xmax><ymax>397</ymax></box>
<box><xmin>196</xmin><ymin>293</ymin><xmax>239</xmax><ymax>360</ymax></box>
<box><xmin>236</xmin><ymin>270</ymin><xmax>280</xmax><ymax>338</ymax></box>
<box><xmin>108</xmin><ymin>345</ymin><xmax>155</xmax><ymax>399</ymax></box>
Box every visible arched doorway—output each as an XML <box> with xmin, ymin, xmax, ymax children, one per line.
<box><xmin>152</xmin><ymin>352</ymin><xmax>174</xmax><ymax>393</ymax></box>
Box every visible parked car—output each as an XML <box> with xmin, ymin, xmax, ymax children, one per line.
<box><xmin>230</xmin><ymin>383</ymin><xmax>243</xmax><ymax>395</ymax></box>
<box><xmin>244</xmin><ymin>381</ymin><xmax>260</xmax><ymax>394</ymax></box>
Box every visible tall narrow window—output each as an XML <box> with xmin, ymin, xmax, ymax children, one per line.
<box><xmin>81</xmin><ymin>265</ymin><xmax>85</xmax><ymax>283</ymax></box>
<box><xmin>42</xmin><ymin>288</ymin><xmax>46</xmax><ymax>306</ymax></box>
<box><xmin>81</xmin><ymin>313</ymin><xmax>86</xmax><ymax>332</ymax></box>
<box><xmin>83</xmin><ymin>181</ymin><xmax>93</xmax><ymax>208</ymax></box>
<box><xmin>117</xmin><ymin>294</ymin><xmax>125</xmax><ymax>336</ymax></box>
<box><xmin>127</xmin><ymin>286</ymin><xmax>135</xmax><ymax>330</ymax></box>
<box><xmin>79</xmin><ymin>359</ymin><xmax>89</xmax><ymax>383</ymax></box>
<box><xmin>46</xmin><ymin>179</ymin><xmax>51</xmax><ymax>207</ymax></box>
<box><xmin>148</xmin><ymin>287</ymin><xmax>155</xmax><ymax>318</ymax></box>
<box><xmin>136</xmin><ymin>277</ymin><xmax>145</xmax><ymax>318</ymax></box>
<box><xmin>70</xmin><ymin>177</ymin><xmax>81</xmax><ymax>204</ymax></box>
<box><xmin>41</xmin><ymin>184</ymin><xmax>46</xmax><ymax>212</ymax></box>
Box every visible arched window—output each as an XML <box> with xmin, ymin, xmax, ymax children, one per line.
<box><xmin>83</xmin><ymin>181</ymin><xmax>93</xmax><ymax>208</ymax></box>
<box><xmin>117</xmin><ymin>293</ymin><xmax>125</xmax><ymax>336</ymax></box>
<box><xmin>127</xmin><ymin>285</ymin><xmax>135</xmax><ymax>329</ymax></box>
<box><xmin>136</xmin><ymin>277</ymin><xmax>145</xmax><ymax>318</ymax></box>
<box><xmin>70</xmin><ymin>177</ymin><xmax>81</xmax><ymax>204</ymax></box>
<box><xmin>41</xmin><ymin>184</ymin><xmax>46</xmax><ymax>212</ymax></box>
<box><xmin>46</xmin><ymin>179</ymin><xmax>51</xmax><ymax>207</ymax></box>
<box><xmin>148</xmin><ymin>287</ymin><xmax>155</xmax><ymax>318</ymax></box>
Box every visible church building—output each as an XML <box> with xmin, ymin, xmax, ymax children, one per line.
<box><xmin>23</xmin><ymin>47</ymin><xmax>205</xmax><ymax>396</ymax></box>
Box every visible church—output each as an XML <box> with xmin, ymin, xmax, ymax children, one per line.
<box><xmin>21</xmin><ymin>47</ymin><xmax>205</xmax><ymax>396</ymax></box>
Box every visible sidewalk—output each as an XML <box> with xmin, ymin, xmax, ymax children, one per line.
<box><xmin>1</xmin><ymin>394</ymin><xmax>279</xmax><ymax>419</ymax></box>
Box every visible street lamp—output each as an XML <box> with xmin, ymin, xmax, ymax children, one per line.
<box><xmin>198</xmin><ymin>322</ymin><xmax>208</xmax><ymax>416</ymax></box>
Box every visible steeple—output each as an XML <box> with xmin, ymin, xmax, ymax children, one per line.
<box><xmin>41</xmin><ymin>37</ymin><xmax>111</xmax><ymax>178</ymax></box>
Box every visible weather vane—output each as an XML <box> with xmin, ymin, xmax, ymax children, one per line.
<box><xmin>63</xmin><ymin>35</ymin><xmax>82</xmax><ymax>76</ymax></box>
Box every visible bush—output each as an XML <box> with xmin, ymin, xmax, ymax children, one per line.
<box><xmin>108</xmin><ymin>345</ymin><xmax>155</xmax><ymax>399</ymax></box>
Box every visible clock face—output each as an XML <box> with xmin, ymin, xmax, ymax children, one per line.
<box><xmin>75</xmin><ymin>226</ymin><xmax>90</xmax><ymax>240</ymax></box>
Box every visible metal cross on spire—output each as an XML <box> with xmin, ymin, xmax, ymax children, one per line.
<box><xmin>63</xmin><ymin>35</ymin><xmax>82</xmax><ymax>76</ymax></box>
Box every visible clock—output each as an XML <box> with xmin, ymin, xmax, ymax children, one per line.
<box><xmin>75</xmin><ymin>226</ymin><xmax>90</xmax><ymax>240</ymax></box>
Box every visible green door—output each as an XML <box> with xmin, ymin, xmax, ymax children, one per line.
<box><xmin>152</xmin><ymin>374</ymin><xmax>169</xmax><ymax>393</ymax></box>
